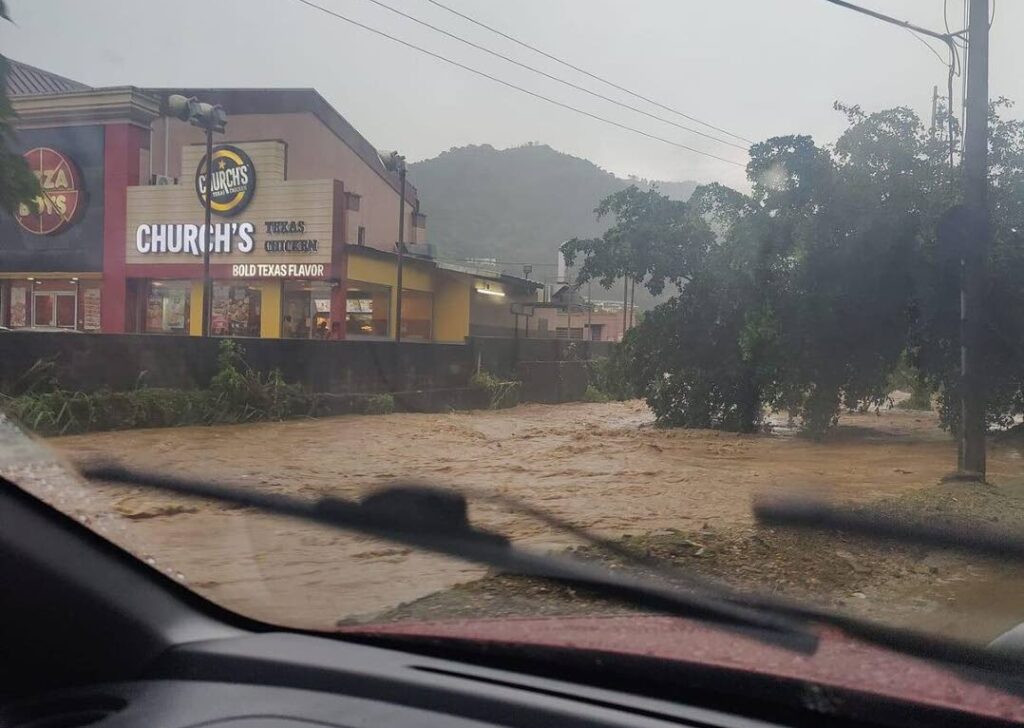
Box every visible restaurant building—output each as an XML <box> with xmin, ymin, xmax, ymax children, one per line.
<box><xmin>1</xmin><ymin>61</ymin><xmax>538</xmax><ymax>340</ymax></box>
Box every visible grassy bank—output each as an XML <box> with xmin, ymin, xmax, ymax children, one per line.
<box><xmin>0</xmin><ymin>341</ymin><xmax>527</xmax><ymax>437</ymax></box>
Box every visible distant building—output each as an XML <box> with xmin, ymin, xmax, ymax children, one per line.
<box><xmin>522</xmin><ymin>285</ymin><xmax>636</xmax><ymax>341</ymax></box>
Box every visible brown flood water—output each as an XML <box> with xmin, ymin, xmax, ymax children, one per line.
<box><xmin>2</xmin><ymin>401</ymin><xmax>1022</xmax><ymax>632</ymax></box>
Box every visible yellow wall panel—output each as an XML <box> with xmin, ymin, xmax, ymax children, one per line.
<box><xmin>434</xmin><ymin>274</ymin><xmax>470</xmax><ymax>342</ymax></box>
<box><xmin>259</xmin><ymin>281</ymin><xmax>281</xmax><ymax>338</ymax></box>
<box><xmin>189</xmin><ymin>281</ymin><xmax>203</xmax><ymax>336</ymax></box>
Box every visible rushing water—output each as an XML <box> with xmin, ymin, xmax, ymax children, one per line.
<box><xmin>2</xmin><ymin>403</ymin><xmax>1023</xmax><ymax>634</ymax></box>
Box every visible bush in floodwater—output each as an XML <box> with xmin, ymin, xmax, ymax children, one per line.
<box><xmin>470</xmin><ymin>370</ymin><xmax>520</xmax><ymax>409</ymax></box>
<box><xmin>586</xmin><ymin>353</ymin><xmax>636</xmax><ymax>401</ymax></box>
<box><xmin>3</xmin><ymin>387</ymin><xmax>214</xmax><ymax>436</ymax></box>
<box><xmin>1</xmin><ymin>340</ymin><xmax>314</xmax><ymax>436</ymax></box>
<box><xmin>363</xmin><ymin>393</ymin><xmax>395</xmax><ymax>415</ymax></box>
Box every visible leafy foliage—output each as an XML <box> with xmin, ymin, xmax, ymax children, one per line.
<box><xmin>586</xmin><ymin>353</ymin><xmax>636</xmax><ymax>401</ymax></box>
<box><xmin>0</xmin><ymin>341</ymin><xmax>314</xmax><ymax>436</ymax></box>
<box><xmin>363</xmin><ymin>393</ymin><xmax>395</xmax><ymax>415</ymax></box>
<box><xmin>0</xmin><ymin>7</ymin><xmax>42</xmax><ymax>217</ymax></box>
<box><xmin>469</xmin><ymin>370</ymin><xmax>520</xmax><ymax>409</ymax></box>
<box><xmin>574</xmin><ymin>100</ymin><xmax>1024</xmax><ymax>436</ymax></box>
<box><xmin>581</xmin><ymin>385</ymin><xmax>610</xmax><ymax>403</ymax></box>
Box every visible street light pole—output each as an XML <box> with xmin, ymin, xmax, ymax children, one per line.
<box><xmin>166</xmin><ymin>95</ymin><xmax>226</xmax><ymax>338</ymax></box>
<box><xmin>202</xmin><ymin>126</ymin><xmax>214</xmax><ymax>337</ymax></box>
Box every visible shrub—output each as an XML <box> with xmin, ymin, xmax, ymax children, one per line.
<box><xmin>364</xmin><ymin>393</ymin><xmax>395</xmax><ymax>415</ymax></box>
<box><xmin>470</xmin><ymin>370</ymin><xmax>520</xmax><ymax>409</ymax></box>
<box><xmin>895</xmin><ymin>384</ymin><xmax>933</xmax><ymax>411</ymax></box>
<box><xmin>1</xmin><ymin>340</ymin><xmax>315</xmax><ymax>436</ymax></box>
<box><xmin>582</xmin><ymin>385</ymin><xmax>610</xmax><ymax>403</ymax></box>
<box><xmin>587</xmin><ymin>352</ymin><xmax>636</xmax><ymax>401</ymax></box>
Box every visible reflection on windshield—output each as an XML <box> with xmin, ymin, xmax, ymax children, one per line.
<box><xmin>1</xmin><ymin>0</ymin><xmax>1023</xmax><ymax>676</ymax></box>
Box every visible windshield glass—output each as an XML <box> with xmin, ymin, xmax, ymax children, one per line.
<box><xmin>2</xmin><ymin>0</ymin><xmax>1024</xmax><ymax>669</ymax></box>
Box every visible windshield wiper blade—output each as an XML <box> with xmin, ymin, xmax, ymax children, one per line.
<box><xmin>481</xmin><ymin>489</ymin><xmax>1024</xmax><ymax>683</ymax></box>
<box><xmin>754</xmin><ymin>496</ymin><xmax>1024</xmax><ymax>562</ymax></box>
<box><xmin>81</xmin><ymin>464</ymin><xmax>816</xmax><ymax>653</ymax></box>
<box><xmin>80</xmin><ymin>464</ymin><xmax>1024</xmax><ymax>689</ymax></box>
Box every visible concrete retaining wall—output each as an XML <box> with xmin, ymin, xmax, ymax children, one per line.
<box><xmin>0</xmin><ymin>333</ymin><xmax>611</xmax><ymax>405</ymax></box>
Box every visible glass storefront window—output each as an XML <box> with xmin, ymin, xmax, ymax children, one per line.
<box><xmin>401</xmin><ymin>290</ymin><xmax>433</xmax><ymax>341</ymax></box>
<box><xmin>346</xmin><ymin>282</ymin><xmax>390</xmax><ymax>337</ymax></box>
<box><xmin>144</xmin><ymin>280</ymin><xmax>190</xmax><ymax>334</ymax></box>
<box><xmin>32</xmin><ymin>293</ymin><xmax>53</xmax><ymax>327</ymax></box>
<box><xmin>32</xmin><ymin>291</ymin><xmax>76</xmax><ymax>329</ymax></box>
<box><xmin>212</xmin><ymin>282</ymin><xmax>261</xmax><ymax>337</ymax></box>
<box><xmin>283</xmin><ymin>281</ymin><xmax>333</xmax><ymax>340</ymax></box>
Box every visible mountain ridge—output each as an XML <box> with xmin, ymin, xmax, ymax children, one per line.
<box><xmin>408</xmin><ymin>143</ymin><xmax>697</xmax><ymax>290</ymax></box>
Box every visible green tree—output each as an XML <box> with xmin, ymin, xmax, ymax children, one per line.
<box><xmin>560</xmin><ymin>185</ymin><xmax>713</xmax><ymax>296</ymax></box>
<box><xmin>0</xmin><ymin>2</ymin><xmax>41</xmax><ymax>217</ymax></box>
<box><xmin>573</xmin><ymin>99</ymin><xmax>1024</xmax><ymax>437</ymax></box>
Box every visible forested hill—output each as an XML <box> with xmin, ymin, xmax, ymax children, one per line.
<box><xmin>408</xmin><ymin>143</ymin><xmax>697</xmax><ymax>281</ymax></box>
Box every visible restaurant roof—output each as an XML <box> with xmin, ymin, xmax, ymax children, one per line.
<box><xmin>5</xmin><ymin>58</ymin><xmax>90</xmax><ymax>97</ymax></box>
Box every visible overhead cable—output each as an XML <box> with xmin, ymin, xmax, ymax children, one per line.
<box><xmin>293</xmin><ymin>0</ymin><xmax>747</xmax><ymax>167</ymax></box>
<box><xmin>423</xmin><ymin>0</ymin><xmax>753</xmax><ymax>145</ymax></box>
<box><xmin>362</xmin><ymin>0</ymin><xmax>747</xmax><ymax>150</ymax></box>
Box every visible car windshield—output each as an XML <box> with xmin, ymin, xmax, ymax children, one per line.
<box><xmin>2</xmin><ymin>0</ymin><xmax>1024</xmax><ymax>675</ymax></box>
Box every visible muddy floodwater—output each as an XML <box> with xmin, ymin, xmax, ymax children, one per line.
<box><xmin>3</xmin><ymin>401</ymin><xmax>1024</xmax><ymax>635</ymax></box>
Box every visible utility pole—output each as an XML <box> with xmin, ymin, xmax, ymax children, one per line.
<box><xmin>958</xmin><ymin>0</ymin><xmax>990</xmax><ymax>480</ymax></box>
<box><xmin>587</xmin><ymin>279</ymin><xmax>592</xmax><ymax>340</ymax></box>
<box><xmin>621</xmin><ymin>276</ymin><xmax>628</xmax><ymax>335</ymax></box>
<box><xmin>820</xmin><ymin>0</ymin><xmax>989</xmax><ymax>480</ymax></box>
<box><xmin>629</xmin><ymin>277</ymin><xmax>636</xmax><ymax>329</ymax></box>
<box><xmin>930</xmin><ymin>84</ymin><xmax>938</xmax><ymax>134</ymax></box>
<box><xmin>380</xmin><ymin>151</ymin><xmax>407</xmax><ymax>342</ymax></box>
<box><xmin>396</xmin><ymin>165</ymin><xmax>406</xmax><ymax>343</ymax></box>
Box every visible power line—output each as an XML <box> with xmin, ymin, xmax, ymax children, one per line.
<box><xmin>361</xmin><ymin>0</ymin><xmax>747</xmax><ymax>152</ymax></box>
<box><xmin>823</xmin><ymin>0</ymin><xmax>961</xmax><ymax>167</ymax></box>
<box><xmin>903</xmin><ymin>26</ymin><xmax>950</xmax><ymax>66</ymax></box>
<box><xmin>423</xmin><ymin>0</ymin><xmax>753</xmax><ymax>145</ymax></box>
<box><xmin>367</xmin><ymin>0</ymin><xmax>748</xmax><ymax>153</ymax></box>
<box><xmin>292</xmin><ymin>0</ymin><xmax>747</xmax><ymax>167</ymax></box>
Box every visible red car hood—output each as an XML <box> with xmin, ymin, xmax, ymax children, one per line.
<box><xmin>342</xmin><ymin>615</ymin><xmax>1024</xmax><ymax>723</ymax></box>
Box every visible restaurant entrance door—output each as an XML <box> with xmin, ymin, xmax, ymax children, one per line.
<box><xmin>33</xmin><ymin>290</ymin><xmax>77</xmax><ymax>329</ymax></box>
<box><xmin>282</xmin><ymin>281</ymin><xmax>332</xmax><ymax>339</ymax></box>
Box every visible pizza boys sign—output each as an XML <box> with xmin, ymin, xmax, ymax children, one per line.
<box><xmin>15</xmin><ymin>147</ymin><xmax>83</xmax><ymax>235</ymax></box>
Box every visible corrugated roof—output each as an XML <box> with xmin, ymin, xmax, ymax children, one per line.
<box><xmin>5</xmin><ymin>58</ymin><xmax>90</xmax><ymax>96</ymax></box>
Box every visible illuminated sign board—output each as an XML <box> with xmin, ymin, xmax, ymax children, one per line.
<box><xmin>127</xmin><ymin>141</ymin><xmax>333</xmax><ymax>278</ymax></box>
<box><xmin>195</xmin><ymin>144</ymin><xmax>256</xmax><ymax>217</ymax></box>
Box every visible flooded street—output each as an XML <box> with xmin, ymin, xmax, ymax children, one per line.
<box><xmin>2</xmin><ymin>401</ymin><xmax>1023</xmax><ymax>635</ymax></box>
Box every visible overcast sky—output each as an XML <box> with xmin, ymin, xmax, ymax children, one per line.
<box><xmin>3</xmin><ymin>1</ymin><xmax>1021</xmax><ymax>189</ymax></box>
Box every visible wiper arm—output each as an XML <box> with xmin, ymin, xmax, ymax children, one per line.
<box><xmin>81</xmin><ymin>465</ymin><xmax>1024</xmax><ymax>689</ymax></box>
<box><xmin>755</xmin><ymin>496</ymin><xmax>1024</xmax><ymax>562</ymax></box>
<box><xmin>81</xmin><ymin>464</ymin><xmax>816</xmax><ymax>653</ymax></box>
<box><xmin>483</xmin><ymin>490</ymin><xmax>1024</xmax><ymax>683</ymax></box>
